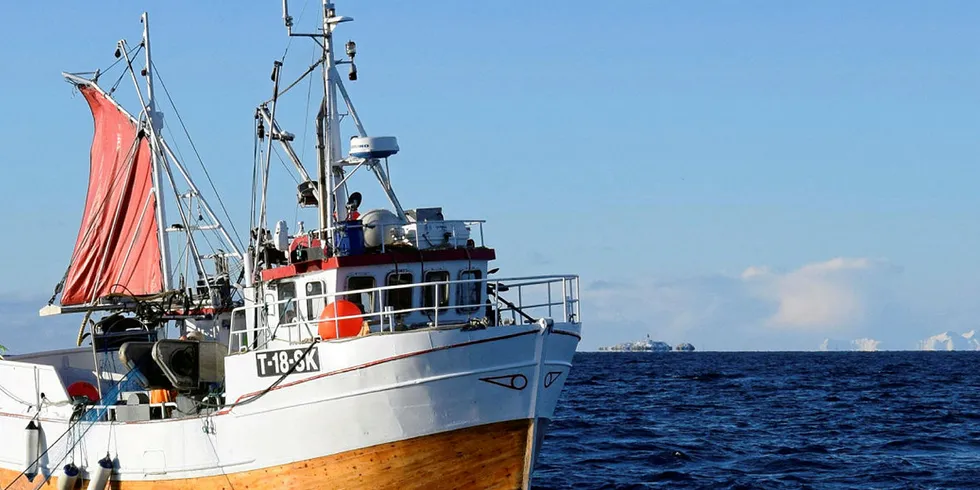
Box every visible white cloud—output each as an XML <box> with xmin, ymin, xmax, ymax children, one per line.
<box><xmin>581</xmin><ymin>257</ymin><xmax>903</xmax><ymax>350</ymax></box>
<box><xmin>742</xmin><ymin>257</ymin><xmax>889</xmax><ymax>331</ymax></box>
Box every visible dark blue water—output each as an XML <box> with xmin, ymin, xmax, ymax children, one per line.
<box><xmin>534</xmin><ymin>352</ymin><xmax>980</xmax><ymax>489</ymax></box>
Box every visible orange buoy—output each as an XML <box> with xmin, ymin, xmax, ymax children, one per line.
<box><xmin>318</xmin><ymin>300</ymin><xmax>363</xmax><ymax>339</ymax></box>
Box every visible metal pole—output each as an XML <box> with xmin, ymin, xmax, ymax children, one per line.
<box><xmin>255</xmin><ymin>61</ymin><xmax>283</xmax><ymax>276</ymax></box>
<box><xmin>257</xmin><ymin>105</ymin><xmax>312</xmax><ymax>182</ymax></box>
<box><xmin>121</xmin><ymin>44</ymin><xmax>211</xmax><ymax>296</ymax></box>
<box><xmin>159</xmin><ymin>140</ymin><xmax>243</xmax><ymax>258</ymax></box>
<box><xmin>141</xmin><ymin>13</ymin><xmax>172</xmax><ymax>291</ymax></box>
<box><xmin>562</xmin><ymin>278</ymin><xmax>567</xmax><ymax>323</ymax></box>
<box><xmin>320</xmin><ymin>1</ymin><xmax>337</xmax><ymax>238</ymax></box>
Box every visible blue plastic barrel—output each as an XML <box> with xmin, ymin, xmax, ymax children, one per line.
<box><xmin>335</xmin><ymin>221</ymin><xmax>365</xmax><ymax>256</ymax></box>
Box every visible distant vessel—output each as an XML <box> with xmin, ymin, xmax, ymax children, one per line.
<box><xmin>598</xmin><ymin>335</ymin><xmax>672</xmax><ymax>352</ymax></box>
<box><xmin>674</xmin><ymin>343</ymin><xmax>695</xmax><ymax>352</ymax></box>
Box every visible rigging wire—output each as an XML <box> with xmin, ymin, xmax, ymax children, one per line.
<box><xmin>107</xmin><ymin>44</ymin><xmax>143</xmax><ymax>95</ymax></box>
<box><xmin>300</xmin><ymin>44</ymin><xmax>317</xmax><ymax>164</ymax></box>
<box><xmin>273</xmin><ymin>146</ymin><xmax>302</xmax><ymax>185</ymax></box>
<box><xmin>279</xmin><ymin>0</ymin><xmax>312</xmax><ymax>62</ymax></box>
<box><xmin>171</xmin><ymin>235</ymin><xmax>189</xmax><ymax>287</ymax></box>
<box><xmin>264</xmin><ymin>55</ymin><xmax>325</xmax><ymax>104</ymax></box>
<box><xmin>151</xmin><ymin>63</ymin><xmax>246</xmax><ymax>252</ymax></box>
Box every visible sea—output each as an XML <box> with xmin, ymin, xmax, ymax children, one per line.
<box><xmin>532</xmin><ymin>351</ymin><xmax>980</xmax><ymax>489</ymax></box>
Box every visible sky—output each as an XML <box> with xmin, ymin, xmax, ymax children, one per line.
<box><xmin>1</xmin><ymin>1</ymin><xmax>979</xmax><ymax>352</ymax></box>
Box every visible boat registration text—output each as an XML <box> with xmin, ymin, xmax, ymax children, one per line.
<box><xmin>255</xmin><ymin>348</ymin><xmax>321</xmax><ymax>377</ymax></box>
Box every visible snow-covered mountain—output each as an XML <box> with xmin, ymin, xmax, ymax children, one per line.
<box><xmin>963</xmin><ymin>330</ymin><xmax>980</xmax><ymax>350</ymax></box>
<box><xmin>851</xmin><ymin>338</ymin><xmax>881</xmax><ymax>352</ymax></box>
<box><xmin>918</xmin><ymin>331</ymin><xmax>980</xmax><ymax>351</ymax></box>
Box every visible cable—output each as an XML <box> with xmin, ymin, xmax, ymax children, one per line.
<box><xmin>151</xmin><ymin>63</ymin><xmax>245</xmax><ymax>252</ymax></box>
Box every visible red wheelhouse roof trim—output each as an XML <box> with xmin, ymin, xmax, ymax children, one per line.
<box><xmin>260</xmin><ymin>247</ymin><xmax>496</xmax><ymax>281</ymax></box>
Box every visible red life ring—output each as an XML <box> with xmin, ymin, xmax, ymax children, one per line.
<box><xmin>66</xmin><ymin>381</ymin><xmax>100</xmax><ymax>402</ymax></box>
<box><xmin>289</xmin><ymin>236</ymin><xmax>322</xmax><ymax>254</ymax></box>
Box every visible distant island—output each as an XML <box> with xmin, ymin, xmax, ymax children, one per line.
<box><xmin>598</xmin><ymin>336</ymin><xmax>695</xmax><ymax>352</ymax></box>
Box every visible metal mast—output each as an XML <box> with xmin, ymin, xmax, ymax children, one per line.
<box><xmin>141</xmin><ymin>12</ymin><xmax>173</xmax><ymax>291</ymax></box>
<box><xmin>319</xmin><ymin>1</ymin><xmax>352</xmax><ymax>241</ymax></box>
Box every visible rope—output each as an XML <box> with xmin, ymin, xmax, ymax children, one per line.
<box><xmin>201</xmin><ymin>339</ymin><xmax>319</xmax><ymax>412</ymax></box>
<box><xmin>0</xmin><ymin>383</ymin><xmax>35</xmax><ymax>409</ymax></box>
<box><xmin>1</xmin><ymin>368</ymin><xmax>137</xmax><ymax>490</ymax></box>
<box><xmin>76</xmin><ymin>310</ymin><xmax>93</xmax><ymax>347</ymax></box>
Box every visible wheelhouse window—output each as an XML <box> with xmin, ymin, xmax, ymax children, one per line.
<box><xmin>279</xmin><ymin>281</ymin><xmax>297</xmax><ymax>323</ymax></box>
<box><xmin>346</xmin><ymin>276</ymin><xmax>377</xmax><ymax>316</ymax></box>
<box><xmin>385</xmin><ymin>272</ymin><xmax>414</xmax><ymax>313</ymax></box>
<box><xmin>305</xmin><ymin>281</ymin><xmax>324</xmax><ymax>320</ymax></box>
<box><xmin>456</xmin><ymin>270</ymin><xmax>482</xmax><ymax>313</ymax></box>
<box><xmin>423</xmin><ymin>271</ymin><xmax>450</xmax><ymax>311</ymax></box>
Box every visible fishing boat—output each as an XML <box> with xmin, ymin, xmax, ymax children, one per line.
<box><xmin>0</xmin><ymin>2</ymin><xmax>581</xmax><ymax>489</ymax></box>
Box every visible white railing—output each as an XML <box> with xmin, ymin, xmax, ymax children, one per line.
<box><xmin>381</xmin><ymin>219</ymin><xmax>486</xmax><ymax>252</ymax></box>
<box><xmin>228</xmin><ymin>275</ymin><xmax>579</xmax><ymax>354</ymax></box>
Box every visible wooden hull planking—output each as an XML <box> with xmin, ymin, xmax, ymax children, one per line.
<box><xmin>1</xmin><ymin>419</ymin><xmax>531</xmax><ymax>490</ymax></box>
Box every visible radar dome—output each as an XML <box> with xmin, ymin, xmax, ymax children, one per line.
<box><xmin>349</xmin><ymin>136</ymin><xmax>399</xmax><ymax>159</ymax></box>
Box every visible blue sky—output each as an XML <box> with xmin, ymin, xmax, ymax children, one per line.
<box><xmin>1</xmin><ymin>1</ymin><xmax>979</xmax><ymax>352</ymax></box>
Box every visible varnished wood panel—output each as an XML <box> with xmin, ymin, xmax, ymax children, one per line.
<box><xmin>1</xmin><ymin>419</ymin><xmax>531</xmax><ymax>490</ymax></box>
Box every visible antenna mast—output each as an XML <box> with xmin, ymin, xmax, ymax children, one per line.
<box><xmin>319</xmin><ymin>1</ymin><xmax>353</xmax><ymax>240</ymax></box>
<box><xmin>279</xmin><ymin>0</ymin><xmax>407</xmax><ymax>252</ymax></box>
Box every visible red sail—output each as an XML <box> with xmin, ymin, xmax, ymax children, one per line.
<box><xmin>60</xmin><ymin>85</ymin><xmax>163</xmax><ymax>306</ymax></box>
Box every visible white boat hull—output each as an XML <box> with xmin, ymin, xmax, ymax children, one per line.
<box><xmin>0</xmin><ymin>321</ymin><xmax>580</xmax><ymax>489</ymax></box>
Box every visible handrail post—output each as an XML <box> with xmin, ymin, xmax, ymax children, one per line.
<box><xmin>494</xmin><ymin>279</ymin><xmax>500</xmax><ymax>326</ymax></box>
<box><xmin>333</xmin><ymin>296</ymin><xmax>340</xmax><ymax>339</ymax></box>
<box><xmin>547</xmin><ymin>281</ymin><xmax>553</xmax><ymax>317</ymax></box>
<box><xmin>562</xmin><ymin>277</ymin><xmax>568</xmax><ymax>322</ymax></box>
<box><xmin>517</xmin><ymin>284</ymin><xmax>523</xmax><ymax>324</ymax></box>
<box><xmin>434</xmin><ymin>282</ymin><xmax>439</xmax><ymax>328</ymax></box>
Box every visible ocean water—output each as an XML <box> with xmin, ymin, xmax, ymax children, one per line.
<box><xmin>533</xmin><ymin>352</ymin><xmax>980</xmax><ymax>489</ymax></box>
